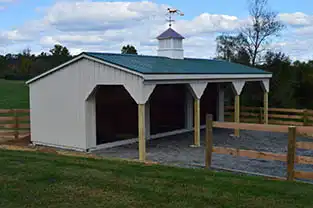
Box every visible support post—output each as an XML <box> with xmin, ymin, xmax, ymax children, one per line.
<box><xmin>145</xmin><ymin>102</ymin><xmax>150</xmax><ymax>139</ymax></box>
<box><xmin>264</xmin><ymin>92</ymin><xmax>269</xmax><ymax>124</ymax></box>
<box><xmin>194</xmin><ymin>98</ymin><xmax>201</xmax><ymax>146</ymax></box>
<box><xmin>138</xmin><ymin>104</ymin><xmax>146</xmax><ymax>162</ymax></box>
<box><xmin>205</xmin><ymin>114</ymin><xmax>213</xmax><ymax>168</ymax></box>
<box><xmin>287</xmin><ymin>126</ymin><xmax>296</xmax><ymax>181</ymax></box>
<box><xmin>234</xmin><ymin>95</ymin><xmax>240</xmax><ymax>137</ymax></box>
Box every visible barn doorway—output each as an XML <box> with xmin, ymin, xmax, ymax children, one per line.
<box><xmin>200</xmin><ymin>83</ymin><xmax>218</xmax><ymax>125</ymax></box>
<box><xmin>149</xmin><ymin>84</ymin><xmax>187</xmax><ymax>134</ymax></box>
<box><xmin>95</xmin><ymin>85</ymin><xmax>137</xmax><ymax>145</ymax></box>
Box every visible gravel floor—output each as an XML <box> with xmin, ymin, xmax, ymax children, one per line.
<box><xmin>94</xmin><ymin>128</ymin><xmax>313</xmax><ymax>179</ymax></box>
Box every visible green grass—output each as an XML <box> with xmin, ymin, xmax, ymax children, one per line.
<box><xmin>1</xmin><ymin>150</ymin><xmax>313</xmax><ymax>208</ymax></box>
<box><xmin>0</xmin><ymin>79</ymin><xmax>29</xmax><ymax>109</ymax></box>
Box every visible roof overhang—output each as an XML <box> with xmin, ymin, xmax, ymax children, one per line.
<box><xmin>26</xmin><ymin>53</ymin><xmax>272</xmax><ymax>85</ymax></box>
<box><xmin>26</xmin><ymin>53</ymin><xmax>145</xmax><ymax>85</ymax></box>
<box><xmin>143</xmin><ymin>73</ymin><xmax>272</xmax><ymax>81</ymax></box>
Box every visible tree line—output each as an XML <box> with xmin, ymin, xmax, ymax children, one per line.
<box><xmin>0</xmin><ymin>44</ymin><xmax>72</xmax><ymax>80</ymax></box>
<box><xmin>0</xmin><ymin>0</ymin><xmax>312</xmax><ymax>109</ymax></box>
<box><xmin>0</xmin><ymin>44</ymin><xmax>138</xmax><ymax>80</ymax></box>
<box><xmin>215</xmin><ymin>0</ymin><xmax>313</xmax><ymax>109</ymax></box>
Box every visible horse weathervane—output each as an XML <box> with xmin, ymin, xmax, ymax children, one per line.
<box><xmin>166</xmin><ymin>8</ymin><xmax>184</xmax><ymax>28</ymax></box>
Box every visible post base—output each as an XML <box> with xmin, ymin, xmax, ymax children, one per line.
<box><xmin>190</xmin><ymin>144</ymin><xmax>201</xmax><ymax>148</ymax></box>
<box><xmin>229</xmin><ymin>134</ymin><xmax>240</xmax><ymax>138</ymax></box>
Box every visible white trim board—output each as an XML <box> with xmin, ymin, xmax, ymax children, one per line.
<box><xmin>32</xmin><ymin>141</ymin><xmax>87</xmax><ymax>152</ymax></box>
<box><xmin>143</xmin><ymin>78</ymin><xmax>271</xmax><ymax>85</ymax></box>
<box><xmin>91</xmin><ymin>125</ymin><xmax>208</xmax><ymax>151</ymax></box>
<box><xmin>33</xmin><ymin>126</ymin><xmax>208</xmax><ymax>152</ymax></box>
<box><xmin>90</xmin><ymin>128</ymin><xmax>195</xmax><ymax>151</ymax></box>
<box><xmin>143</xmin><ymin>74</ymin><xmax>272</xmax><ymax>81</ymax></box>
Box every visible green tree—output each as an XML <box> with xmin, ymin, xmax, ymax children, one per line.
<box><xmin>49</xmin><ymin>44</ymin><xmax>71</xmax><ymax>67</ymax></box>
<box><xmin>121</xmin><ymin>45</ymin><xmax>138</xmax><ymax>55</ymax></box>
<box><xmin>0</xmin><ymin>55</ymin><xmax>7</xmax><ymax>78</ymax></box>
<box><xmin>262</xmin><ymin>51</ymin><xmax>296</xmax><ymax>108</ymax></box>
<box><xmin>293</xmin><ymin>60</ymin><xmax>313</xmax><ymax>109</ymax></box>
<box><xmin>216</xmin><ymin>34</ymin><xmax>250</xmax><ymax>65</ymax></box>
<box><xmin>49</xmin><ymin>44</ymin><xmax>70</xmax><ymax>57</ymax></box>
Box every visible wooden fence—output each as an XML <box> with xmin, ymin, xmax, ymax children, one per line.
<box><xmin>0</xmin><ymin>109</ymin><xmax>30</xmax><ymax>139</ymax></box>
<box><xmin>225</xmin><ymin>106</ymin><xmax>313</xmax><ymax>126</ymax></box>
<box><xmin>205</xmin><ymin>114</ymin><xmax>313</xmax><ymax>181</ymax></box>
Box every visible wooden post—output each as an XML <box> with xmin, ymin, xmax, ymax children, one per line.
<box><xmin>194</xmin><ymin>98</ymin><xmax>201</xmax><ymax>146</ymax></box>
<box><xmin>287</xmin><ymin>126</ymin><xmax>296</xmax><ymax>181</ymax></box>
<box><xmin>138</xmin><ymin>104</ymin><xmax>146</xmax><ymax>162</ymax></box>
<box><xmin>259</xmin><ymin>107</ymin><xmax>263</xmax><ymax>124</ymax></box>
<box><xmin>303</xmin><ymin>109</ymin><xmax>308</xmax><ymax>126</ymax></box>
<box><xmin>13</xmin><ymin>109</ymin><xmax>19</xmax><ymax>140</ymax></box>
<box><xmin>205</xmin><ymin>114</ymin><xmax>213</xmax><ymax>168</ymax></box>
<box><xmin>264</xmin><ymin>92</ymin><xmax>268</xmax><ymax>124</ymax></box>
<box><xmin>234</xmin><ymin>95</ymin><xmax>240</xmax><ymax>137</ymax></box>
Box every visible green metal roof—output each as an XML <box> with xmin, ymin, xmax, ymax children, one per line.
<box><xmin>84</xmin><ymin>52</ymin><xmax>271</xmax><ymax>75</ymax></box>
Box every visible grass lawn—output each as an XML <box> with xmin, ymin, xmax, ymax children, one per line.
<box><xmin>0</xmin><ymin>150</ymin><xmax>313</xmax><ymax>208</ymax></box>
<box><xmin>0</xmin><ymin>79</ymin><xmax>29</xmax><ymax>109</ymax></box>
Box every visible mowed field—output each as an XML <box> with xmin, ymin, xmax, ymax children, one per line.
<box><xmin>0</xmin><ymin>79</ymin><xmax>29</xmax><ymax>109</ymax></box>
<box><xmin>1</xmin><ymin>79</ymin><xmax>313</xmax><ymax>207</ymax></box>
<box><xmin>1</xmin><ymin>149</ymin><xmax>313</xmax><ymax>208</ymax></box>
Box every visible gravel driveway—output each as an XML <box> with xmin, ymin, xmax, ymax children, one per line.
<box><xmin>94</xmin><ymin>128</ymin><xmax>313</xmax><ymax>179</ymax></box>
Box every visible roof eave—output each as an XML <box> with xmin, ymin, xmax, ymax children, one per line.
<box><xmin>143</xmin><ymin>73</ymin><xmax>272</xmax><ymax>81</ymax></box>
<box><xmin>26</xmin><ymin>53</ymin><xmax>145</xmax><ymax>85</ymax></box>
<box><xmin>157</xmin><ymin>37</ymin><xmax>185</xmax><ymax>40</ymax></box>
<box><xmin>26</xmin><ymin>53</ymin><xmax>86</xmax><ymax>85</ymax></box>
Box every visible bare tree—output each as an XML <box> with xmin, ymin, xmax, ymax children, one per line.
<box><xmin>241</xmin><ymin>0</ymin><xmax>285</xmax><ymax>65</ymax></box>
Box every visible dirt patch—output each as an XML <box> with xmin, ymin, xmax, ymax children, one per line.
<box><xmin>0</xmin><ymin>134</ymin><xmax>31</xmax><ymax>146</ymax></box>
<box><xmin>37</xmin><ymin>147</ymin><xmax>58</xmax><ymax>154</ymax></box>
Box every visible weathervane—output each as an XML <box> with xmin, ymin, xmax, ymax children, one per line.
<box><xmin>166</xmin><ymin>8</ymin><xmax>184</xmax><ymax>28</ymax></box>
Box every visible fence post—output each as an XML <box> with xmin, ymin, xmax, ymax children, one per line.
<box><xmin>287</xmin><ymin>126</ymin><xmax>297</xmax><ymax>181</ymax></box>
<box><xmin>303</xmin><ymin>109</ymin><xmax>308</xmax><ymax>126</ymax></box>
<box><xmin>13</xmin><ymin>109</ymin><xmax>19</xmax><ymax>140</ymax></box>
<box><xmin>205</xmin><ymin>114</ymin><xmax>213</xmax><ymax>169</ymax></box>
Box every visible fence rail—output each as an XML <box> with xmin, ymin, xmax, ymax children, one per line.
<box><xmin>205</xmin><ymin>114</ymin><xmax>313</xmax><ymax>182</ymax></box>
<box><xmin>225</xmin><ymin>106</ymin><xmax>313</xmax><ymax>126</ymax></box>
<box><xmin>0</xmin><ymin>109</ymin><xmax>30</xmax><ymax>139</ymax></box>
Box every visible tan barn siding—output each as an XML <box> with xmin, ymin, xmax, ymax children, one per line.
<box><xmin>29</xmin><ymin>58</ymin><xmax>144</xmax><ymax>151</ymax></box>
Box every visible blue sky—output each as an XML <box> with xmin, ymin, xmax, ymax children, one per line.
<box><xmin>0</xmin><ymin>0</ymin><xmax>313</xmax><ymax>60</ymax></box>
<box><xmin>1</xmin><ymin>0</ymin><xmax>312</xmax><ymax>28</ymax></box>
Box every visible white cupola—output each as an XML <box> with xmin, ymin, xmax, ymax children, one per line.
<box><xmin>156</xmin><ymin>27</ymin><xmax>185</xmax><ymax>59</ymax></box>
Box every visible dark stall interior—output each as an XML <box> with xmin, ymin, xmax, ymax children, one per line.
<box><xmin>200</xmin><ymin>83</ymin><xmax>218</xmax><ymax>125</ymax></box>
<box><xmin>95</xmin><ymin>85</ymin><xmax>138</xmax><ymax>145</ymax></box>
<box><xmin>150</xmin><ymin>84</ymin><xmax>187</xmax><ymax>134</ymax></box>
<box><xmin>95</xmin><ymin>83</ymin><xmax>218</xmax><ymax>145</ymax></box>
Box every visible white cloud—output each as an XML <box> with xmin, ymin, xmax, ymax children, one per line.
<box><xmin>279</xmin><ymin>12</ymin><xmax>313</xmax><ymax>27</ymax></box>
<box><xmin>0</xmin><ymin>1</ymin><xmax>312</xmax><ymax>61</ymax></box>
<box><xmin>43</xmin><ymin>1</ymin><xmax>167</xmax><ymax>32</ymax></box>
